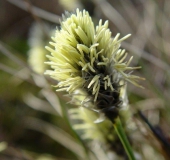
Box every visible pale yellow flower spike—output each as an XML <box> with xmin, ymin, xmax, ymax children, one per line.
<box><xmin>45</xmin><ymin>8</ymin><xmax>144</xmax><ymax>104</ymax></box>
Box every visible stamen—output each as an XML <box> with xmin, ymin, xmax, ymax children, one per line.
<box><xmin>88</xmin><ymin>75</ymin><xmax>100</xmax><ymax>88</ymax></box>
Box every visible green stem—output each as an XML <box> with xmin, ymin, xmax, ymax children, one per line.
<box><xmin>113</xmin><ymin>117</ymin><xmax>136</xmax><ymax>160</ymax></box>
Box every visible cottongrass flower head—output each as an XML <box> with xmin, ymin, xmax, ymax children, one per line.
<box><xmin>45</xmin><ymin>8</ymin><xmax>144</xmax><ymax>121</ymax></box>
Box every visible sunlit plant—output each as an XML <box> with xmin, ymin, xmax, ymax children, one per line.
<box><xmin>45</xmin><ymin>9</ymin><xmax>144</xmax><ymax>160</ymax></box>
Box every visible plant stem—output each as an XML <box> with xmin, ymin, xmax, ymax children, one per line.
<box><xmin>113</xmin><ymin>117</ymin><xmax>136</xmax><ymax>160</ymax></box>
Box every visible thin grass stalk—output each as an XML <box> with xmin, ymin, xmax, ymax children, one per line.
<box><xmin>113</xmin><ymin>117</ymin><xmax>136</xmax><ymax>160</ymax></box>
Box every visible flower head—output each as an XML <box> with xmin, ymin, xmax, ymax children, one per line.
<box><xmin>45</xmin><ymin>9</ymin><xmax>143</xmax><ymax>119</ymax></box>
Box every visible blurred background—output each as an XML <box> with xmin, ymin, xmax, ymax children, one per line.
<box><xmin>0</xmin><ymin>0</ymin><xmax>170</xmax><ymax>159</ymax></box>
